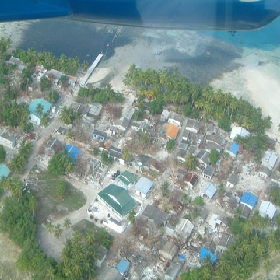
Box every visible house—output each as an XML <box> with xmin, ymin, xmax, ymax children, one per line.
<box><xmin>203</xmin><ymin>165</ymin><xmax>215</xmax><ymax>180</ymax></box>
<box><xmin>185</xmin><ymin>119</ymin><xmax>203</xmax><ymax>134</ymax></box>
<box><xmin>93</xmin><ymin>129</ymin><xmax>107</xmax><ymax>142</ymax></box>
<box><xmin>196</xmin><ymin>150</ymin><xmax>210</xmax><ymax>168</ymax></box>
<box><xmin>228</xmin><ymin>142</ymin><xmax>242</xmax><ymax>157</ymax></box>
<box><xmin>199</xmin><ymin>247</ymin><xmax>217</xmax><ymax>264</ymax></box>
<box><xmin>116</xmin><ymin>170</ymin><xmax>137</xmax><ymax>189</ymax></box>
<box><xmin>142</xmin><ymin>205</ymin><xmax>169</xmax><ymax>227</ymax></box>
<box><xmin>226</xmin><ymin>173</ymin><xmax>238</xmax><ymax>188</ymax></box>
<box><xmin>178</xmin><ymin>138</ymin><xmax>189</xmax><ymax>151</ymax></box>
<box><xmin>168</xmin><ymin>112</ymin><xmax>183</xmax><ymax>127</ymax></box>
<box><xmin>116</xmin><ymin>106</ymin><xmax>135</xmax><ymax>131</ymax></box>
<box><xmin>159</xmin><ymin>240</ymin><xmax>178</xmax><ymax>261</ymax></box>
<box><xmin>0</xmin><ymin>164</ymin><xmax>10</xmax><ymax>181</ymax></box>
<box><xmin>96</xmin><ymin>246</ymin><xmax>108</xmax><ymax>268</ymax></box>
<box><xmin>205</xmin><ymin>142</ymin><xmax>223</xmax><ymax>153</ymax></box>
<box><xmin>70</xmin><ymin>103</ymin><xmax>89</xmax><ymax>115</ymax></box>
<box><xmin>258</xmin><ymin>165</ymin><xmax>272</xmax><ymax>179</ymax></box>
<box><xmin>205</xmin><ymin>134</ymin><xmax>226</xmax><ymax>147</ymax></box>
<box><xmin>98</xmin><ymin>184</ymin><xmax>136</xmax><ymax>218</ymax></box>
<box><xmin>165</xmin><ymin>259</ymin><xmax>184</xmax><ymax>280</ymax></box>
<box><xmin>175</xmin><ymin>219</ymin><xmax>194</xmax><ymax>242</ymax></box>
<box><xmin>262</xmin><ymin>151</ymin><xmax>278</xmax><ymax>170</ymax></box>
<box><xmin>203</xmin><ymin>183</ymin><xmax>217</xmax><ymax>199</ymax></box>
<box><xmin>108</xmin><ymin>146</ymin><xmax>124</xmax><ymax>164</ymax></box>
<box><xmin>105</xmin><ymin>218</ymin><xmax>128</xmax><ymax>233</ymax></box>
<box><xmin>68</xmin><ymin>76</ymin><xmax>77</xmax><ymax>87</ymax></box>
<box><xmin>230</xmin><ymin>127</ymin><xmax>250</xmax><ymax>139</ymax></box>
<box><xmin>176</xmin><ymin>149</ymin><xmax>188</xmax><ymax>163</ymax></box>
<box><xmin>135</xmin><ymin>177</ymin><xmax>153</xmax><ymax>198</ymax></box>
<box><xmin>131</xmin><ymin>120</ymin><xmax>149</xmax><ymax>131</ymax></box>
<box><xmin>86</xmin><ymin>103</ymin><xmax>103</xmax><ymax>119</ymax></box>
<box><xmin>240</xmin><ymin>192</ymin><xmax>258</xmax><ymax>210</ymax></box>
<box><xmin>208</xmin><ymin>214</ymin><xmax>223</xmax><ymax>231</ymax></box>
<box><xmin>165</xmin><ymin>123</ymin><xmax>180</xmax><ymax>139</ymax></box>
<box><xmin>0</xmin><ymin>132</ymin><xmax>16</xmax><ymax>148</ymax></box>
<box><xmin>117</xmin><ymin>260</ymin><xmax>130</xmax><ymax>276</ymax></box>
<box><xmin>161</xmin><ymin>109</ymin><xmax>170</xmax><ymax>122</ymax></box>
<box><xmin>65</xmin><ymin>145</ymin><xmax>80</xmax><ymax>162</ymax></box>
<box><xmin>98</xmin><ymin>266</ymin><xmax>122</xmax><ymax>280</ymax></box>
<box><xmin>216</xmin><ymin>234</ymin><xmax>233</xmax><ymax>254</ymax></box>
<box><xmin>29</xmin><ymin>98</ymin><xmax>52</xmax><ymax>125</ymax></box>
<box><xmin>259</xmin><ymin>201</ymin><xmax>276</xmax><ymax>219</ymax></box>
<box><xmin>45</xmin><ymin>138</ymin><xmax>64</xmax><ymax>156</ymax></box>
<box><xmin>184</xmin><ymin>172</ymin><xmax>199</xmax><ymax>189</ymax></box>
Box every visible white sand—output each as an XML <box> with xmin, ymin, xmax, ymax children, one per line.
<box><xmin>0</xmin><ymin>21</ymin><xmax>35</xmax><ymax>49</ymax></box>
<box><xmin>211</xmin><ymin>47</ymin><xmax>280</xmax><ymax>139</ymax></box>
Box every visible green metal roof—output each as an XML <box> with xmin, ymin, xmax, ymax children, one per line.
<box><xmin>0</xmin><ymin>164</ymin><xmax>10</xmax><ymax>181</ymax></box>
<box><xmin>98</xmin><ymin>184</ymin><xmax>136</xmax><ymax>216</ymax></box>
<box><xmin>120</xmin><ymin>170</ymin><xmax>136</xmax><ymax>184</ymax></box>
<box><xmin>29</xmin><ymin>98</ymin><xmax>52</xmax><ymax>119</ymax></box>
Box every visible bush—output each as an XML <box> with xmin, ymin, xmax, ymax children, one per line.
<box><xmin>218</xmin><ymin>115</ymin><xmax>231</xmax><ymax>132</ymax></box>
<box><xmin>166</xmin><ymin>139</ymin><xmax>176</xmax><ymax>151</ymax></box>
<box><xmin>194</xmin><ymin>196</ymin><xmax>204</xmax><ymax>206</ymax></box>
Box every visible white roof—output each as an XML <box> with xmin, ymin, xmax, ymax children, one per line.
<box><xmin>175</xmin><ymin>219</ymin><xmax>194</xmax><ymax>237</ymax></box>
<box><xmin>262</xmin><ymin>151</ymin><xmax>278</xmax><ymax>170</ymax></box>
<box><xmin>135</xmin><ymin>177</ymin><xmax>153</xmax><ymax>194</ymax></box>
<box><xmin>230</xmin><ymin>127</ymin><xmax>250</xmax><ymax>139</ymax></box>
<box><xmin>203</xmin><ymin>183</ymin><xmax>217</xmax><ymax>199</ymax></box>
<box><xmin>259</xmin><ymin>201</ymin><xmax>276</xmax><ymax>219</ymax></box>
<box><xmin>208</xmin><ymin>214</ymin><xmax>222</xmax><ymax>231</ymax></box>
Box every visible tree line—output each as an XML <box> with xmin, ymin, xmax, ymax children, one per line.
<box><xmin>123</xmin><ymin>64</ymin><xmax>271</xmax><ymax>134</ymax></box>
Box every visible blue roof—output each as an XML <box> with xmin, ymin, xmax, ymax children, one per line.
<box><xmin>240</xmin><ymin>192</ymin><xmax>258</xmax><ymax>209</ymax></box>
<box><xmin>199</xmin><ymin>247</ymin><xmax>217</xmax><ymax>264</ymax></box>
<box><xmin>0</xmin><ymin>164</ymin><xmax>10</xmax><ymax>181</ymax></box>
<box><xmin>117</xmin><ymin>260</ymin><xmax>130</xmax><ymax>275</ymax></box>
<box><xmin>65</xmin><ymin>145</ymin><xmax>80</xmax><ymax>162</ymax></box>
<box><xmin>29</xmin><ymin>98</ymin><xmax>52</xmax><ymax>118</ymax></box>
<box><xmin>230</xmin><ymin>142</ymin><xmax>240</xmax><ymax>156</ymax></box>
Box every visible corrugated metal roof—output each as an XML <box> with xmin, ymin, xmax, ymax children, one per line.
<box><xmin>135</xmin><ymin>177</ymin><xmax>153</xmax><ymax>194</ymax></box>
<box><xmin>98</xmin><ymin>184</ymin><xmax>136</xmax><ymax>216</ymax></box>
<box><xmin>165</xmin><ymin>123</ymin><xmax>180</xmax><ymax>139</ymax></box>
<box><xmin>204</xmin><ymin>183</ymin><xmax>217</xmax><ymax>199</ymax></box>
<box><xmin>240</xmin><ymin>192</ymin><xmax>258</xmax><ymax>209</ymax></box>
<box><xmin>259</xmin><ymin>201</ymin><xmax>276</xmax><ymax>219</ymax></box>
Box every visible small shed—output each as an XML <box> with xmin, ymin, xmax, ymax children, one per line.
<box><xmin>259</xmin><ymin>201</ymin><xmax>276</xmax><ymax>219</ymax></box>
<box><xmin>0</xmin><ymin>164</ymin><xmax>10</xmax><ymax>181</ymax></box>
<box><xmin>203</xmin><ymin>183</ymin><xmax>217</xmax><ymax>199</ymax></box>
<box><xmin>199</xmin><ymin>247</ymin><xmax>217</xmax><ymax>264</ymax></box>
<box><xmin>65</xmin><ymin>145</ymin><xmax>80</xmax><ymax>162</ymax></box>
<box><xmin>117</xmin><ymin>260</ymin><xmax>130</xmax><ymax>276</ymax></box>
<box><xmin>135</xmin><ymin>177</ymin><xmax>153</xmax><ymax>198</ymax></box>
<box><xmin>117</xmin><ymin>170</ymin><xmax>137</xmax><ymax>189</ymax></box>
<box><xmin>240</xmin><ymin>192</ymin><xmax>258</xmax><ymax>210</ymax></box>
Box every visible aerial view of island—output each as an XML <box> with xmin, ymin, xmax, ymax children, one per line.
<box><xmin>0</xmin><ymin>15</ymin><xmax>280</xmax><ymax>280</ymax></box>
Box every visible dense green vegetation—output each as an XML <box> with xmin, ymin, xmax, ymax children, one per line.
<box><xmin>100</xmin><ymin>151</ymin><xmax>114</xmax><ymax>165</ymax></box>
<box><xmin>9</xmin><ymin>140</ymin><xmax>33</xmax><ymax>174</ymax></box>
<box><xmin>181</xmin><ymin>213</ymin><xmax>280</xmax><ymax>280</ymax></box>
<box><xmin>47</xmin><ymin>150</ymin><xmax>75</xmax><ymax>175</ymax></box>
<box><xmin>209</xmin><ymin>149</ymin><xmax>220</xmax><ymax>165</ymax></box>
<box><xmin>270</xmin><ymin>185</ymin><xmax>280</xmax><ymax>206</ymax></box>
<box><xmin>78</xmin><ymin>83</ymin><xmax>124</xmax><ymax>104</ymax></box>
<box><xmin>13</xmin><ymin>48</ymin><xmax>80</xmax><ymax>75</ymax></box>
<box><xmin>0</xmin><ymin>177</ymin><xmax>112</xmax><ymax>280</ymax></box>
<box><xmin>166</xmin><ymin>139</ymin><xmax>176</xmax><ymax>151</ymax></box>
<box><xmin>59</xmin><ymin>107</ymin><xmax>81</xmax><ymax>125</ymax></box>
<box><xmin>0</xmin><ymin>144</ymin><xmax>6</xmax><ymax>162</ymax></box>
<box><xmin>123</xmin><ymin>64</ymin><xmax>271</xmax><ymax>134</ymax></box>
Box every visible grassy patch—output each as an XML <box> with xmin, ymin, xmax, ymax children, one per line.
<box><xmin>72</xmin><ymin>219</ymin><xmax>98</xmax><ymax>235</ymax></box>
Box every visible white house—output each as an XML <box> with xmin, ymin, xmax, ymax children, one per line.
<box><xmin>230</xmin><ymin>127</ymin><xmax>250</xmax><ymax>139</ymax></box>
<box><xmin>135</xmin><ymin>177</ymin><xmax>153</xmax><ymax>198</ymax></box>
<box><xmin>259</xmin><ymin>201</ymin><xmax>276</xmax><ymax>219</ymax></box>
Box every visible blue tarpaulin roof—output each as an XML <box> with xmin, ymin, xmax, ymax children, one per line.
<box><xmin>199</xmin><ymin>247</ymin><xmax>217</xmax><ymax>264</ymax></box>
<box><xmin>230</xmin><ymin>142</ymin><xmax>240</xmax><ymax>156</ymax></box>
<box><xmin>117</xmin><ymin>260</ymin><xmax>130</xmax><ymax>275</ymax></box>
<box><xmin>240</xmin><ymin>192</ymin><xmax>258</xmax><ymax>209</ymax></box>
<box><xmin>65</xmin><ymin>145</ymin><xmax>80</xmax><ymax>162</ymax></box>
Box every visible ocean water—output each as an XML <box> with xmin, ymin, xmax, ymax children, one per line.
<box><xmin>201</xmin><ymin>16</ymin><xmax>280</xmax><ymax>51</ymax></box>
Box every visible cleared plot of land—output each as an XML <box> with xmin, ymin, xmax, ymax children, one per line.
<box><xmin>31</xmin><ymin>171</ymin><xmax>86</xmax><ymax>222</ymax></box>
<box><xmin>0</xmin><ymin>233</ymin><xmax>31</xmax><ymax>280</ymax></box>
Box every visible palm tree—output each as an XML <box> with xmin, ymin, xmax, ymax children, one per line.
<box><xmin>184</xmin><ymin>153</ymin><xmax>196</xmax><ymax>170</ymax></box>
<box><xmin>36</xmin><ymin>103</ymin><xmax>44</xmax><ymax>118</ymax></box>
<box><xmin>41</xmin><ymin>113</ymin><xmax>49</xmax><ymax>128</ymax></box>
<box><xmin>54</xmin><ymin>224</ymin><xmax>63</xmax><ymax>239</ymax></box>
<box><xmin>46</xmin><ymin>265</ymin><xmax>55</xmax><ymax>280</ymax></box>
<box><xmin>29</xmin><ymin>195</ymin><xmax>37</xmax><ymax>218</ymax></box>
<box><xmin>46</xmin><ymin>221</ymin><xmax>54</xmax><ymax>233</ymax></box>
<box><xmin>85</xmin><ymin>229</ymin><xmax>95</xmax><ymax>244</ymax></box>
<box><xmin>63</xmin><ymin>218</ymin><xmax>72</xmax><ymax>229</ymax></box>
